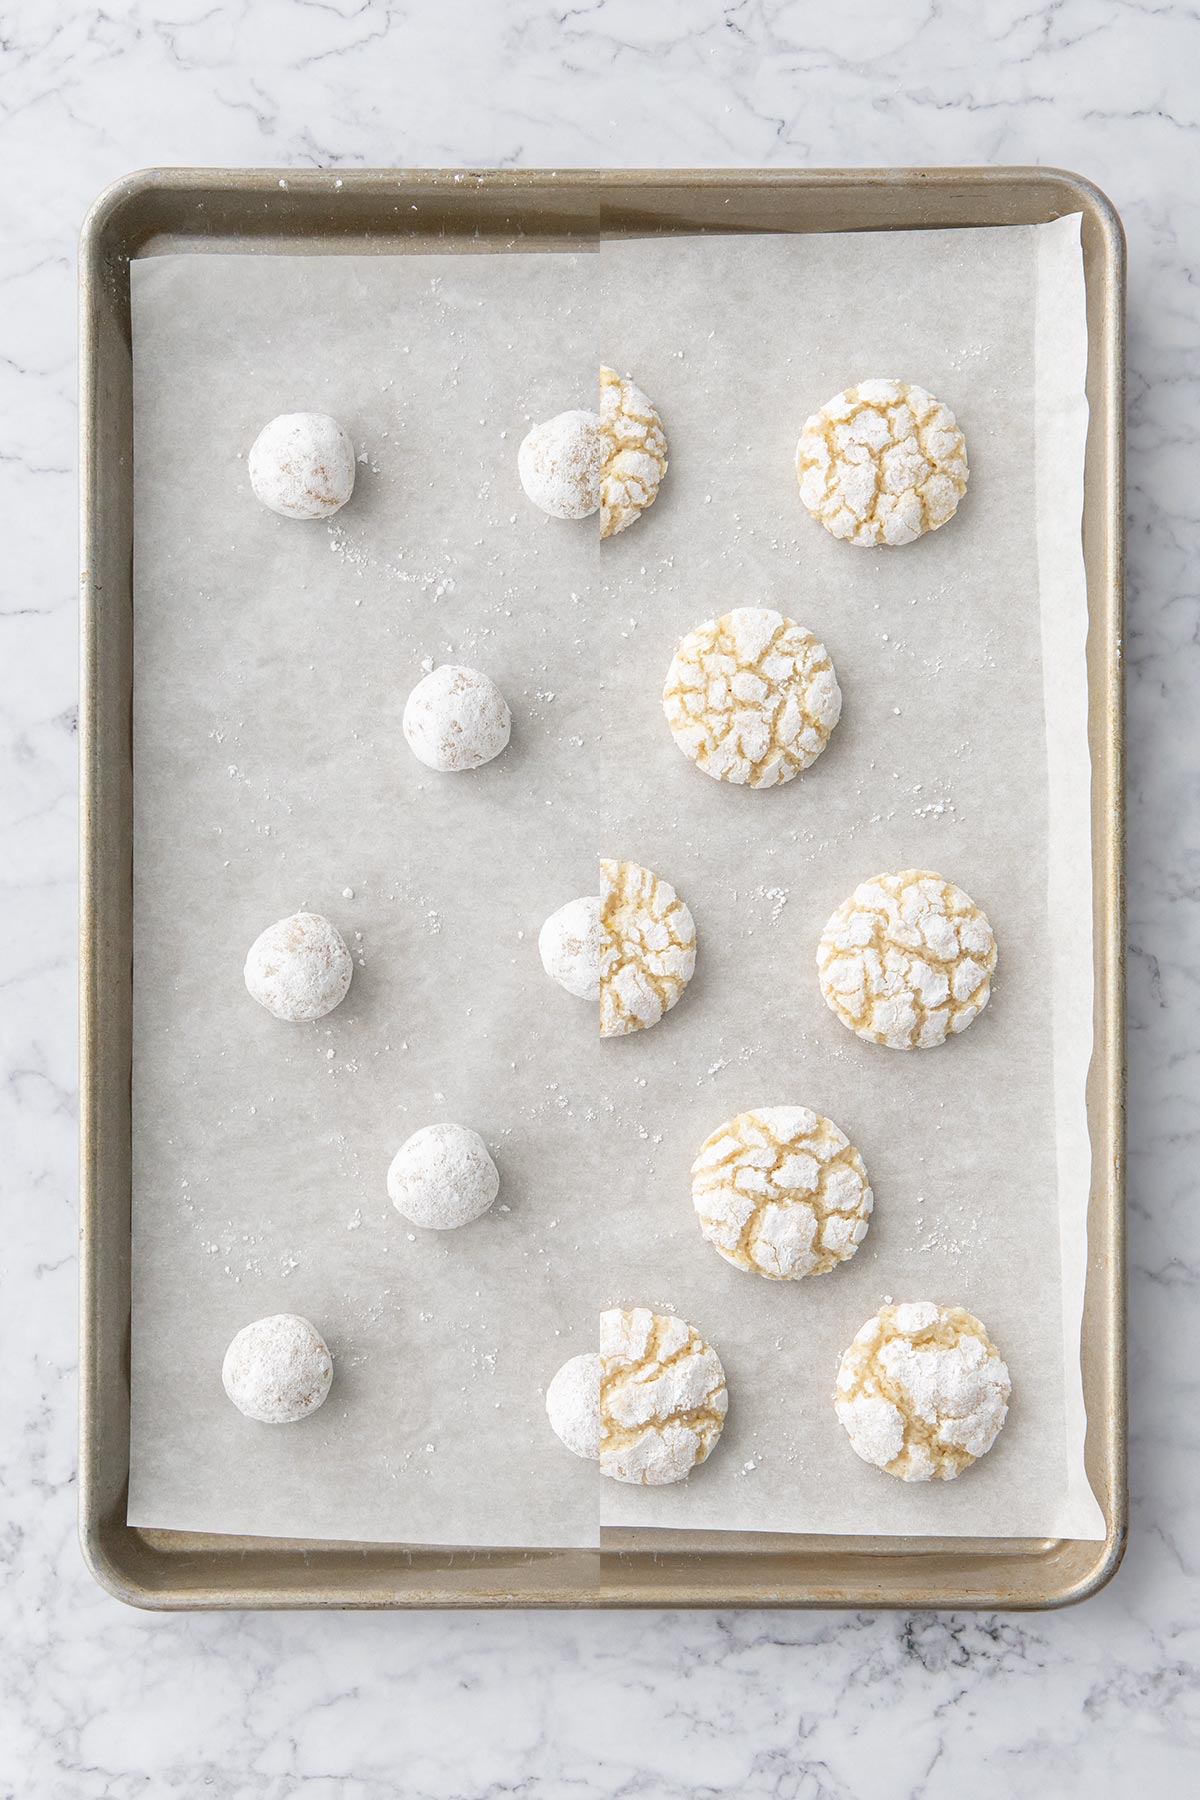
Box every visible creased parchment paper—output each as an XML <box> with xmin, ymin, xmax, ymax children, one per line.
<box><xmin>127</xmin><ymin>214</ymin><xmax>1103</xmax><ymax>1547</ymax></box>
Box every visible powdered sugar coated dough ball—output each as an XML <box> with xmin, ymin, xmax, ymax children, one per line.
<box><xmin>539</xmin><ymin>896</ymin><xmax>604</xmax><ymax>1002</ymax></box>
<box><xmin>387</xmin><ymin>1122</ymin><xmax>500</xmax><ymax>1230</ymax></box>
<box><xmin>222</xmin><ymin>1314</ymin><xmax>333</xmax><ymax>1424</ymax></box>
<box><xmin>248</xmin><ymin>412</ymin><xmax>356</xmax><ymax>520</ymax></box>
<box><xmin>518</xmin><ymin>409</ymin><xmax>605</xmax><ymax>520</ymax></box>
<box><xmin>546</xmin><ymin>1352</ymin><xmax>601</xmax><ymax>1460</ymax></box>
<box><xmin>403</xmin><ymin>664</ymin><xmax>512</xmax><ymax>772</ymax></box>
<box><xmin>244</xmin><ymin>912</ymin><xmax>353</xmax><ymax>1022</ymax></box>
<box><xmin>835</xmin><ymin>1302</ymin><xmax>1011</xmax><ymax>1482</ymax></box>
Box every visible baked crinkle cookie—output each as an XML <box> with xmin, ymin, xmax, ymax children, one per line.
<box><xmin>663</xmin><ymin>607</ymin><xmax>841</xmax><ymax>787</ymax></box>
<box><xmin>691</xmin><ymin>1106</ymin><xmax>873</xmax><ymax>1279</ymax></box>
<box><xmin>599</xmin><ymin>1307</ymin><xmax>728</xmax><ymax>1485</ymax></box>
<box><xmin>796</xmin><ymin>380</ymin><xmax>968</xmax><ymax>546</ymax></box>
<box><xmin>835</xmin><ymin>1302</ymin><xmax>1011</xmax><ymax>1482</ymax></box>
<box><xmin>817</xmin><ymin>870</ymin><xmax>996</xmax><ymax>1049</ymax></box>
<box><xmin>599</xmin><ymin>366</ymin><xmax>667</xmax><ymax>538</ymax></box>
<box><xmin>599</xmin><ymin>858</ymin><xmax>696</xmax><ymax>1037</ymax></box>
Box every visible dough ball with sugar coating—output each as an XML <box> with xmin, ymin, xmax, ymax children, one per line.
<box><xmin>539</xmin><ymin>896</ymin><xmax>604</xmax><ymax>1002</ymax></box>
<box><xmin>248</xmin><ymin>412</ymin><xmax>356</xmax><ymax>520</ymax></box>
<box><xmin>387</xmin><ymin>1122</ymin><xmax>500</xmax><ymax>1229</ymax></box>
<box><xmin>835</xmin><ymin>1301</ymin><xmax>1011</xmax><ymax>1481</ymax></box>
<box><xmin>519</xmin><ymin>410</ymin><xmax>605</xmax><ymax>520</ymax></box>
<box><xmin>403</xmin><ymin>664</ymin><xmax>512</xmax><ymax>772</ymax></box>
<box><xmin>244</xmin><ymin>912</ymin><xmax>353</xmax><ymax>1022</ymax></box>
<box><xmin>546</xmin><ymin>1352</ymin><xmax>602</xmax><ymax>1460</ymax></box>
<box><xmin>222</xmin><ymin>1314</ymin><xmax>333</xmax><ymax>1423</ymax></box>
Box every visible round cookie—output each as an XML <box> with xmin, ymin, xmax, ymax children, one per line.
<box><xmin>518</xmin><ymin>409</ymin><xmax>605</xmax><ymax>520</ymax></box>
<box><xmin>222</xmin><ymin>1314</ymin><xmax>333</xmax><ymax>1424</ymax></box>
<box><xmin>248</xmin><ymin>412</ymin><xmax>356</xmax><ymax>520</ymax></box>
<box><xmin>691</xmin><ymin>1105</ymin><xmax>873</xmax><ymax>1280</ymax></box>
<box><xmin>599</xmin><ymin>1307</ymin><xmax>727</xmax><ymax>1486</ymax></box>
<box><xmin>599</xmin><ymin>858</ymin><xmax>696</xmax><ymax>1038</ymax></box>
<box><xmin>599</xmin><ymin>366</ymin><xmax>668</xmax><ymax>539</ymax></box>
<box><xmin>388</xmin><ymin>1123</ymin><xmax>499</xmax><ymax>1229</ymax></box>
<box><xmin>403</xmin><ymin>664</ymin><xmax>511</xmax><ymax>772</ymax></box>
<box><xmin>796</xmin><ymin>380</ymin><xmax>968</xmax><ymax>547</ymax></box>
<box><xmin>663</xmin><ymin>607</ymin><xmax>841</xmax><ymax>787</ymax></box>
<box><xmin>816</xmin><ymin>870</ymin><xmax>996</xmax><ymax>1050</ymax></box>
<box><xmin>244</xmin><ymin>912</ymin><xmax>353</xmax><ymax>1023</ymax></box>
<box><xmin>835</xmin><ymin>1301</ymin><xmax>1011</xmax><ymax>1482</ymax></box>
<box><xmin>546</xmin><ymin>1352</ymin><xmax>602</xmax><ymax>1461</ymax></box>
<box><xmin>539</xmin><ymin>896</ymin><xmax>604</xmax><ymax>1002</ymax></box>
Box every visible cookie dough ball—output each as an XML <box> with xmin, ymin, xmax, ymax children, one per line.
<box><xmin>518</xmin><ymin>409</ymin><xmax>604</xmax><ymax>520</ymax></box>
<box><xmin>817</xmin><ymin>870</ymin><xmax>996</xmax><ymax>1050</ymax></box>
<box><xmin>835</xmin><ymin>1302</ymin><xmax>1011</xmax><ymax>1482</ymax></box>
<box><xmin>663</xmin><ymin>607</ymin><xmax>842</xmax><ymax>787</ymax></box>
<box><xmin>222</xmin><ymin>1314</ymin><xmax>333</xmax><ymax>1424</ymax></box>
<box><xmin>244</xmin><ymin>912</ymin><xmax>353</xmax><ymax>1023</ymax></box>
<box><xmin>539</xmin><ymin>896</ymin><xmax>604</xmax><ymax>1002</ymax></box>
<box><xmin>403</xmin><ymin>664</ymin><xmax>511</xmax><ymax>772</ymax></box>
<box><xmin>546</xmin><ymin>1352</ymin><xmax>602</xmax><ymax>1460</ymax></box>
<box><xmin>796</xmin><ymin>380</ymin><xmax>968</xmax><ymax>547</ymax></box>
<box><xmin>599</xmin><ymin>858</ymin><xmax>696</xmax><ymax>1038</ymax></box>
<box><xmin>691</xmin><ymin>1106</ymin><xmax>873</xmax><ymax>1280</ymax></box>
<box><xmin>600</xmin><ymin>1307</ymin><xmax>727</xmax><ymax>1485</ymax></box>
<box><xmin>600</xmin><ymin>366</ymin><xmax>668</xmax><ymax>538</ymax></box>
<box><xmin>387</xmin><ymin>1122</ymin><xmax>499</xmax><ymax>1230</ymax></box>
<box><xmin>248</xmin><ymin>412</ymin><xmax>356</xmax><ymax>520</ymax></box>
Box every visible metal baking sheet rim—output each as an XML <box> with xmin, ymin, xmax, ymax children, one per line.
<box><xmin>78</xmin><ymin>166</ymin><xmax>1126</xmax><ymax>1611</ymax></box>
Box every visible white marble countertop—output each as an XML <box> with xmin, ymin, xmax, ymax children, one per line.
<box><xmin>3</xmin><ymin>1</ymin><xmax>1196</xmax><ymax>1793</ymax></box>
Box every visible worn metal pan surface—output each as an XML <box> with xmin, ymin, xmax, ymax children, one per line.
<box><xmin>79</xmin><ymin>167</ymin><xmax>1124</xmax><ymax>1609</ymax></box>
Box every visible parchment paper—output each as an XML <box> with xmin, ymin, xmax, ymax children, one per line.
<box><xmin>128</xmin><ymin>214</ymin><xmax>1104</xmax><ymax>1546</ymax></box>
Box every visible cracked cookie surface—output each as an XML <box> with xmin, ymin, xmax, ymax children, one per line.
<box><xmin>600</xmin><ymin>366</ymin><xmax>667</xmax><ymax>539</ymax></box>
<box><xmin>796</xmin><ymin>379</ymin><xmax>968</xmax><ymax>547</ymax></box>
<box><xmin>600</xmin><ymin>858</ymin><xmax>696</xmax><ymax>1037</ymax></box>
<box><xmin>691</xmin><ymin>1105</ymin><xmax>873</xmax><ymax>1279</ymax></box>
<box><xmin>835</xmin><ymin>1301</ymin><xmax>1011</xmax><ymax>1482</ymax></box>
<box><xmin>599</xmin><ymin>1307</ymin><xmax>728</xmax><ymax>1485</ymax></box>
<box><xmin>817</xmin><ymin>870</ymin><xmax>996</xmax><ymax>1050</ymax></box>
<box><xmin>663</xmin><ymin>607</ymin><xmax>841</xmax><ymax>787</ymax></box>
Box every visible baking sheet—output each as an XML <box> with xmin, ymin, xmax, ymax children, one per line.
<box><xmin>127</xmin><ymin>215</ymin><xmax>1104</xmax><ymax>1547</ymax></box>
